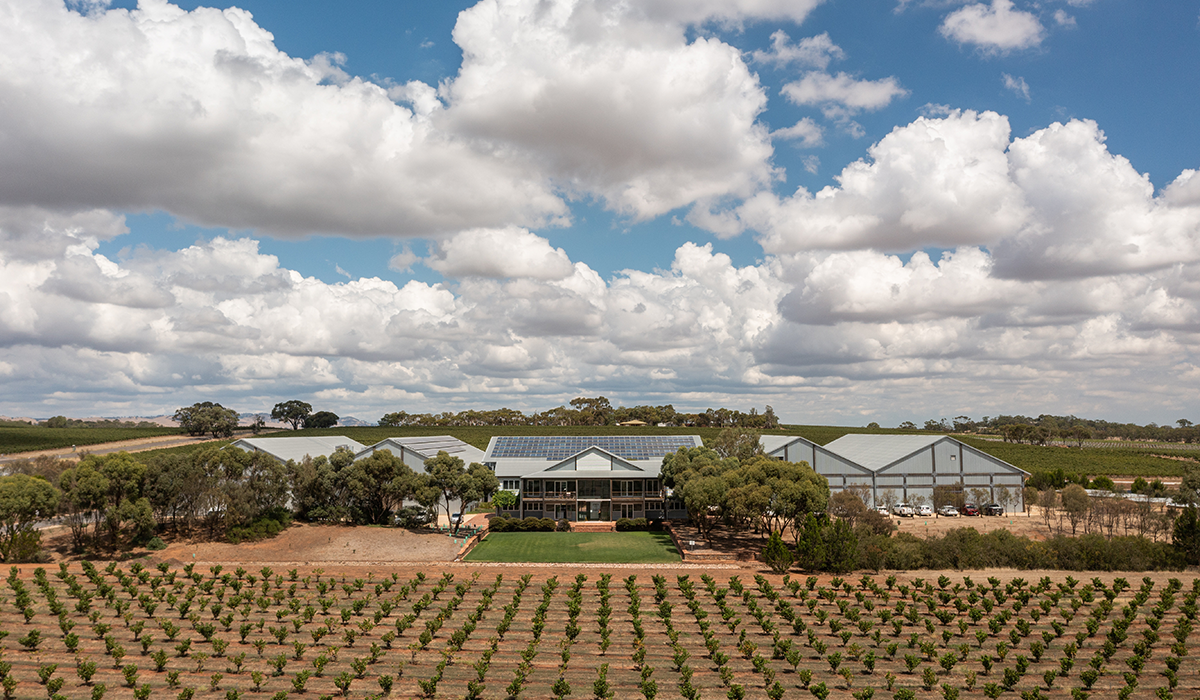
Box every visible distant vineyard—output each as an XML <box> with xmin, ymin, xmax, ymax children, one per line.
<box><xmin>0</xmin><ymin>426</ymin><xmax>180</xmax><ymax>455</ymax></box>
<box><xmin>959</xmin><ymin>438</ymin><xmax>1187</xmax><ymax>478</ymax></box>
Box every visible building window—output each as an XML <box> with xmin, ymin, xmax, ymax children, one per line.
<box><xmin>616</xmin><ymin>503</ymin><xmax>643</xmax><ymax>519</ymax></box>
<box><xmin>524</xmin><ymin>480</ymin><xmax>542</xmax><ymax>496</ymax></box>
<box><xmin>613</xmin><ymin>480</ymin><xmax>643</xmax><ymax>497</ymax></box>
<box><xmin>502</xmin><ymin>479</ymin><xmax>520</xmax><ymax>491</ymax></box>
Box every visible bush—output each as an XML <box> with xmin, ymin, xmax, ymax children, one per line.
<box><xmin>762</xmin><ymin>532</ymin><xmax>793</xmax><ymax>574</ymax></box>
<box><xmin>860</xmin><ymin>526</ymin><xmax>1184</xmax><ymax>572</ymax></box>
<box><xmin>489</xmin><ymin>517</ymin><xmax>556</xmax><ymax>533</ymax></box>
<box><xmin>227</xmin><ymin>508</ymin><xmax>293</xmax><ymax>545</ymax></box>
<box><xmin>7</xmin><ymin>529</ymin><xmax>47</xmax><ymax>563</ymax></box>
<box><xmin>556</xmin><ymin>518</ymin><xmax>571</xmax><ymax>532</ymax></box>
<box><xmin>146</xmin><ymin>537</ymin><xmax>167</xmax><ymax>551</ymax></box>
<box><xmin>615</xmin><ymin>518</ymin><xmax>649</xmax><ymax>532</ymax></box>
<box><xmin>394</xmin><ymin>506</ymin><xmax>433</xmax><ymax>529</ymax></box>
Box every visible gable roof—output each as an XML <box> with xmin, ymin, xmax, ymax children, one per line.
<box><xmin>231</xmin><ymin>436</ymin><xmax>365</xmax><ymax>463</ymax></box>
<box><xmin>759</xmin><ymin>434</ymin><xmax>820</xmax><ymax>455</ymax></box>
<box><xmin>822</xmin><ymin>434</ymin><xmax>944</xmax><ymax>472</ymax></box>
<box><xmin>544</xmin><ymin>446</ymin><xmax>643</xmax><ymax>472</ymax></box>
<box><xmin>820</xmin><ymin>434</ymin><xmax>1029</xmax><ymax>476</ymax></box>
<box><xmin>357</xmin><ymin>435</ymin><xmax>485</xmax><ymax>464</ymax></box>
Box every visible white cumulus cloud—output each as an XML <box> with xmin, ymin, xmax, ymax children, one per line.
<box><xmin>0</xmin><ymin>0</ymin><xmax>787</xmax><ymax>236</ymax></box>
<box><xmin>752</xmin><ymin>31</ymin><xmax>845</xmax><ymax>69</ymax></box>
<box><xmin>782</xmin><ymin>72</ymin><xmax>909</xmax><ymax>118</ymax></box>
<box><xmin>940</xmin><ymin>0</ymin><xmax>1045</xmax><ymax>53</ymax></box>
<box><xmin>425</xmin><ymin>228</ymin><xmax>575</xmax><ymax>280</ymax></box>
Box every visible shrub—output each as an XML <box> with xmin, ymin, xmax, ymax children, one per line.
<box><xmin>763</xmin><ymin>532</ymin><xmax>794</xmax><ymax>575</ymax></box>
<box><xmin>227</xmin><ymin>508</ymin><xmax>292</xmax><ymax>545</ymax></box>
<box><xmin>616</xmin><ymin>518</ymin><xmax>650</xmax><ymax>532</ymax></box>
<box><xmin>146</xmin><ymin>537</ymin><xmax>167</xmax><ymax>551</ymax></box>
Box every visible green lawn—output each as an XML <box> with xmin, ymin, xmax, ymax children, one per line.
<box><xmin>464</xmin><ymin>531</ymin><xmax>681</xmax><ymax>563</ymax></box>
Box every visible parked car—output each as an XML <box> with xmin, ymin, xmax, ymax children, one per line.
<box><xmin>917</xmin><ymin>504</ymin><xmax>934</xmax><ymax>517</ymax></box>
<box><xmin>982</xmin><ymin>503</ymin><xmax>1004</xmax><ymax>516</ymax></box>
<box><xmin>892</xmin><ymin>503</ymin><xmax>914</xmax><ymax>517</ymax></box>
<box><xmin>937</xmin><ymin>505</ymin><xmax>959</xmax><ymax>517</ymax></box>
<box><xmin>876</xmin><ymin>505</ymin><xmax>891</xmax><ymax>517</ymax></box>
<box><xmin>961</xmin><ymin>503</ymin><xmax>980</xmax><ymax>517</ymax></box>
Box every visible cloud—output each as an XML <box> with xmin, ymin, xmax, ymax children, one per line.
<box><xmin>781</xmin><ymin>72</ymin><xmax>908</xmax><ymax>119</ymax></box>
<box><xmin>1053</xmin><ymin>9</ymin><xmax>1076</xmax><ymax>27</ymax></box>
<box><xmin>442</xmin><ymin>0</ymin><xmax>777</xmax><ymax>220</ymax></box>
<box><xmin>939</xmin><ymin>0</ymin><xmax>1045</xmax><ymax>53</ymax></box>
<box><xmin>734</xmin><ymin>110</ymin><xmax>1030</xmax><ymax>252</ymax></box>
<box><xmin>5</xmin><ymin>199</ymin><xmax>1200</xmax><ymax>426</ymax></box>
<box><xmin>0</xmin><ymin>0</ymin><xmax>784</xmax><ymax>235</ymax></box>
<box><xmin>773</xmin><ymin>118</ymin><xmax>825</xmax><ymax>148</ymax></box>
<box><xmin>424</xmin><ymin>227</ymin><xmax>575</xmax><ymax>280</ymax></box>
<box><xmin>388</xmin><ymin>248</ymin><xmax>419</xmax><ymax>273</ymax></box>
<box><xmin>710</xmin><ymin>111</ymin><xmax>1200</xmax><ymax>285</ymax></box>
<box><xmin>752</xmin><ymin>31</ymin><xmax>845</xmax><ymax>69</ymax></box>
<box><xmin>1002</xmin><ymin>73</ymin><xmax>1031</xmax><ymax>101</ymax></box>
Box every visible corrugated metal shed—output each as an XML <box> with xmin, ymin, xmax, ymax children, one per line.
<box><xmin>356</xmin><ymin>436</ymin><xmax>485</xmax><ymax>465</ymax></box>
<box><xmin>231</xmin><ymin>436</ymin><xmax>365</xmax><ymax>463</ymax></box>
<box><xmin>822</xmin><ymin>434</ymin><xmax>943</xmax><ymax>471</ymax></box>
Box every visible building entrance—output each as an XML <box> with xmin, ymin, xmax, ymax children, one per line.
<box><xmin>578</xmin><ymin>500</ymin><xmax>611</xmax><ymax>521</ymax></box>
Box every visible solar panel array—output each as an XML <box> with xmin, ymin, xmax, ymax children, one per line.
<box><xmin>489</xmin><ymin>435</ymin><xmax>699</xmax><ymax>461</ymax></box>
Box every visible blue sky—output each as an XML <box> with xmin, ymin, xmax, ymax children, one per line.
<box><xmin>1</xmin><ymin>0</ymin><xmax>1199</xmax><ymax>426</ymax></box>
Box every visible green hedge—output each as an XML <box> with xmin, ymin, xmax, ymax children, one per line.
<box><xmin>614</xmin><ymin>517</ymin><xmax>649</xmax><ymax>531</ymax></box>
<box><xmin>488</xmin><ymin>516</ymin><xmax>556</xmax><ymax>532</ymax></box>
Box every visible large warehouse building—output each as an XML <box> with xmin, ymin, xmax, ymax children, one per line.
<box><xmin>760</xmin><ymin>433</ymin><xmax>1029</xmax><ymax>511</ymax></box>
<box><xmin>230</xmin><ymin>431</ymin><xmax>1027</xmax><ymax>520</ymax></box>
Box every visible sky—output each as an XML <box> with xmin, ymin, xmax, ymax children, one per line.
<box><xmin>1</xmin><ymin>0</ymin><xmax>1199</xmax><ymax>426</ymax></box>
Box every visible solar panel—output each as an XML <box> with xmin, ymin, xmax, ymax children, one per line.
<box><xmin>490</xmin><ymin>435</ymin><xmax>698</xmax><ymax>460</ymax></box>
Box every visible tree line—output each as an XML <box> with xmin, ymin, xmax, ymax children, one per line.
<box><xmin>380</xmin><ymin>396</ymin><xmax>781</xmax><ymax>429</ymax></box>
<box><xmin>0</xmin><ymin>444</ymin><xmax>496</xmax><ymax>562</ymax></box>
<box><xmin>902</xmin><ymin>413</ymin><xmax>1200</xmax><ymax>443</ymax></box>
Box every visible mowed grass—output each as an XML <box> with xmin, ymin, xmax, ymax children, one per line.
<box><xmin>465</xmin><ymin>531</ymin><xmax>681</xmax><ymax>563</ymax></box>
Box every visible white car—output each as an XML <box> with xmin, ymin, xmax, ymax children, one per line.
<box><xmin>917</xmin><ymin>505</ymin><xmax>934</xmax><ymax>517</ymax></box>
<box><xmin>892</xmin><ymin>503</ymin><xmax>914</xmax><ymax>517</ymax></box>
<box><xmin>876</xmin><ymin>505</ymin><xmax>890</xmax><ymax>517</ymax></box>
<box><xmin>937</xmin><ymin>505</ymin><xmax>959</xmax><ymax>517</ymax></box>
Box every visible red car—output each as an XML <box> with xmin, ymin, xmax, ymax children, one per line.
<box><xmin>961</xmin><ymin>503</ymin><xmax>980</xmax><ymax>516</ymax></box>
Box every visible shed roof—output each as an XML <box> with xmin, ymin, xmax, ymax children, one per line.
<box><xmin>358</xmin><ymin>435</ymin><xmax>485</xmax><ymax>463</ymax></box>
<box><xmin>232</xmin><ymin>436</ymin><xmax>365</xmax><ymax>463</ymax></box>
<box><xmin>821</xmin><ymin>434</ymin><xmax>945</xmax><ymax>472</ymax></box>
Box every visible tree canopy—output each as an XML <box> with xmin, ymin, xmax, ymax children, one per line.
<box><xmin>272</xmin><ymin>400</ymin><xmax>312</xmax><ymax>430</ymax></box>
<box><xmin>0</xmin><ymin>474</ymin><xmax>60</xmax><ymax>562</ymax></box>
<box><xmin>173</xmin><ymin>402</ymin><xmax>239</xmax><ymax>438</ymax></box>
<box><xmin>661</xmin><ymin>446</ymin><xmax>829</xmax><ymax>542</ymax></box>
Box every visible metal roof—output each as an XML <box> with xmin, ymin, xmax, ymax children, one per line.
<box><xmin>359</xmin><ymin>436</ymin><xmax>485</xmax><ymax>463</ymax></box>
<box><xmin>759</xmin><ymin>434</ymin><xmax>817</xmax><ymax>453</ymax></box>
<box><xmin>821</xmin><ymin>434</ymin><xmax>944</xmax><ymax>472</ymax></box>
<box><xmin>232</xmin><ymin>436</ymin><xmax>365</xmax><ymax>463</ymax></box>
<box><xmin>486</xmin><ymin>435</ymin><xmax>701</xmax><ymax>461</ymax></box>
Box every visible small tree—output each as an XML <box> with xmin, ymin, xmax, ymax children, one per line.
<box><xmin>0</xmin><ymin>475</ymin><xmax>61</xmax><ymax>562</ymax></box>
<box><xmin>493</xmin><ymin>490</ymin><xmax>518</xmax><ymax>511</ymax></box>
<box><xmin>1173</xmin><ymin>508</ymin><xmax>1200</xmax><ymax>565</ymax></box>
<box><xmin>1061</xmin><ymin>484</ymin><xmax>1089</xmax><ymax>535</ymax></box>
<box><xmin>302</xmin><ymin>411</ymin><xmax>339</xmax><ymax>430</ymax></box>
<box><xmin>762</xmin><ymin>532</ymin><xmax>793</xmax><ymax>574</ymax></box>
<box><xmin>271</xmin><ymin>401</ymin><xmax>312</xmax><ymax>431</ymax></box>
